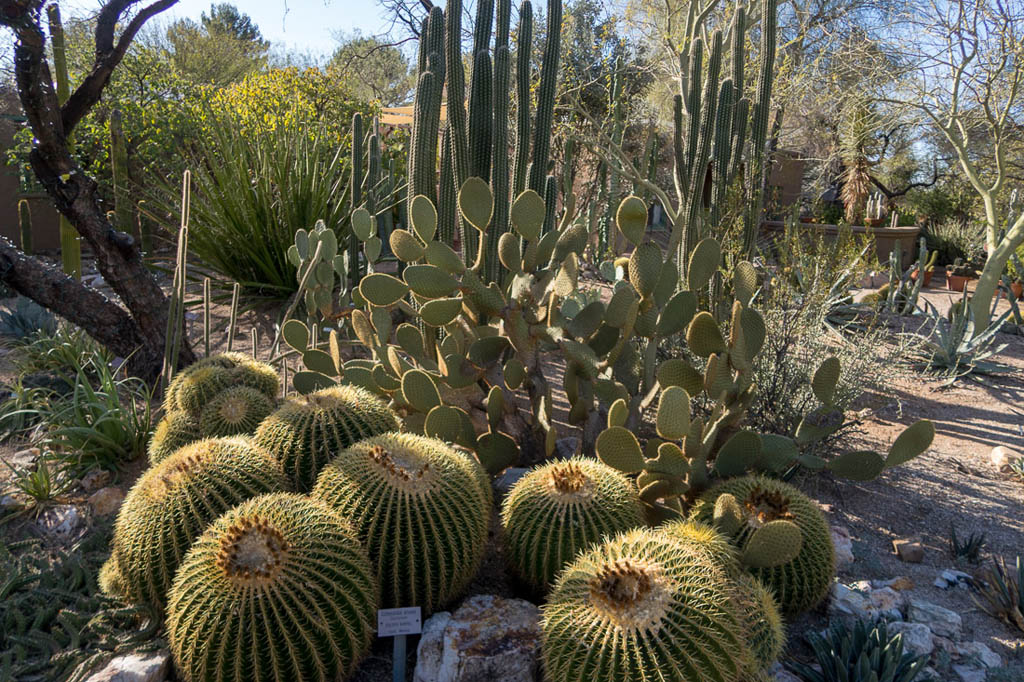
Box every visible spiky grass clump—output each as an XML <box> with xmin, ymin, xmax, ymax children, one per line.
<box><xmin>148</xmin><ymin>410</ymin><xmax>201</xmax><ymax>465</ymax></box>
<box><xmin>501</xmin><ymin>457</ymin><xmax>644</xmax><ymax>592</ymax></box>
<box><xmin>312</xmin><ymin>432</ymin><xmax>490</xmax><ymax>614</ymax></box>
<box><xmin>167</xmin><ymin>493</ymin><xmax>377</xmax><ymax>682</ymax></box>
<box><xmin>198</xmin><ymin>386</ymin><xmax>275</xmax><ymax>437</ymax></box>
<box><xmin>255</xmin><ymin>385</ymin><xmax>400</xmax><ymax>491</ymax></box>
<box><xmin>691</xmin><ymin>475</ymin><xmax>835</xmax><ymax>614</ymax></box>
<box><xmin>164</xmin><ymin>352</ymin><xmax>278</xmax><ymax>415</ymax></box>
<box><xmin>112</xmin><ymin>437</ymin><xmax>289</xmax><ymax>610</ymax></box>
<box><xmin>541</xmin><ymin>528</ymin><xmax>753</xmax><ymax>682</ymax></box>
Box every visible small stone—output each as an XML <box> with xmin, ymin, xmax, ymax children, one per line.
<box><xmin>1</xmin><ymin>494</ymin><xmax>24</xmax><ymax>512</ymax></box>
<box><xmin>553</xmin><ymin>437</ymin><xmax>580</xmax><ymax>460</ymax></box>
<box><xmin>872</xmin><ymin>576</ymin><xmax>914</xmax><ymax>591</ymax></box>
<box><xmin>3</xmin><ymin>447</ymin><xmax>40</xmax><ymax>472</ymax></box>
<box><xmin>893</xmin><ymin>537</ymin><xmax>925</xmax><ymax>563</ymax></box>
<box><xmin>908</xmin><ymin>599</ymin><xmax>962</xmax><ymax>639</ymax></box>
<box><xmin>956</xmin><ymin>642</ymin><xmax>1002</xmax><ymax>668</ymax></box>
<box><xmin>989</xmin><ymin>445</ymin><xmax>1018</xmax><ymax>472</ymax></box>
<box><xmin>37</xmin><ymin>504</ymin><xmax>82</xmax><ymax>536</ymax></box>
<box><xmin>828</xmin><ymin>583</ymin><xmax>871</xmax><ymax>621</ymax></box>
<box><xmin>867</xmin><ymin>587</ymin><xmax>906</xmax><ymax>619</ymax></box>
<box><xmin>887</xmin><ymin>622</ymin><xmax>934</xmax><ymax>657</ymax></box>
<box><xmin>83</xmin><ymin>650</ymin><xmax>170</xmax><ymax>682</ymax></box>
<box><xmin>492</xmin><ymin>467</ymin><xmax>529</xmax><ymax>502</ymax></box>
<box><xmin>413</xmin><ymin>595</ymin><xmax>541</xmax><ymax>682</ymax></box>
<box><xmin>88</xmin><ymin>487</ymin><xmax>124</xmax><ymax>517</ymax></box>
<box><xmin>952</xmin><ymin>664</ymin><xmax>987</xmax><ymax>682</ymax></box>
<box><xmin>766</xmin><ymin>662</ymin><xmax>801</xmax><ymax>682</ymax></box>
<box><xmin>80</xmin><ymin>469</ymin><xmax>111</xmax><ymax>493</ymax></box>
<box><xmin>831</xmin><ymin>525</ymin><xmax>855</xmax><ymax>570</ymax></box>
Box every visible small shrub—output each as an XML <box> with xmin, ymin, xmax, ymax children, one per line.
<box><xmin>949</xmin><ymin>525</ymin><xmax>986</xmax><ymax>564</ymax></box>
<box><xmin>787</xmin><ymin>619</ymin><xmax>928</xmax><ymax>682</ymax></box>
<box><xmin>13</xmin><ymin>325</ymin><xmax>112</xmax><ymax>378</ymax></box>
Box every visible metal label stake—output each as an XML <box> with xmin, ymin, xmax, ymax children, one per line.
<box><xmin>377</xmin><ymin>607</ymin><xmax>422</xmax><ymax>682</ymax></box>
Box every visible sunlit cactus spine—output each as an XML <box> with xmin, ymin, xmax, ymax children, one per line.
<box><xmin>166</xmin><ymin>493</ymin><xmax>377</xmax><ymax>682</ymax></box>
<box><xmin>501</xmin><ymin>457</ymin><xmax>644</xmax><ymax>592</ymax></box>
<box><xmin>254</xmin><ymin>384</ymin><xmax>400</xmax><ymax>491</ymax></box>
<box><xmin>147</xmin><ymin>410</ymin><xmax>200</xmax><ymax>465</ymax></box>
<box><xmin>198</xmin><ymin>385</ymin><xmax>275</xmax><ymax>438</ymax></box>
<box><xmin>112</xmin><ymin>437</ymin><xmax>289</xmax><ymax>611</ymax></box>
<box><xmin>691</xmin><ymin>475</ymin><xmax>835</xmax><ymax>614</ymax></box>
<box><xmin>98</xmin><ymin>554</ymin><xmax>126</xmax><ymax>598</ymax></box>
<box><xmin>163</xmin><ymin>352</ymin><xmax>278</xmax><ymax>415</ymax></box>
<box><xmin>734</xmin><ymin>572</ymin><xmax>786</xmax><ymax>671</ymax></box>
<box><xmin>541</xmin><ymin>528</ymin><xmax>754</xmax><ymax>682</ymax></box>
<box><xmin>312</xmin><ymin>432</ymin><xmax>490</xmax><ymax>614</ymax></box>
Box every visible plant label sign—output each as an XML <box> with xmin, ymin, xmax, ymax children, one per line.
<box><xmin>377</xmin><ymin>607</ymin><xmax>422</xmax><ymax>638</ymax></box>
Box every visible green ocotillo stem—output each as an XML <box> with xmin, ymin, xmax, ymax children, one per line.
<box><xmin>136</xmin><ymin>199</ymin><xmax>153</xmax><ymax>255</ymax></box>
<box><xmin>18</xmin><ymin>199</ymin><xmax>32</xmax><ymax>254</ymax></box>
<box><xmin>527</xmin><ymin>0</ymin><xmax>562</xmax><ymax>195</ymax></box>
<box><xmin>47</xmin><ymin>4</ymin><xmax>81</xmax><ymax>280</ymax></box>
<box><xmin>110</xmin><ymin>109</ymin><xmax>133</xmax><ymax>236</ymax></box>
<box><xmin>203</xmin><ymin>277</ymin><xmax>211</xmax><ymax>357</ymax></box>
<box><xmin>603</xmin><ymin>58</ymin><xmax>625</xmax><ymax>255</ymax></box>
<box><xmin>511</xmin><ymin>1</ymin><xmax>533</xmax><ymax>199</ymax></box>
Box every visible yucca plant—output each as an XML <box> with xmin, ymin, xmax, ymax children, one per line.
<box><xmin>161</xmin><ymin>116</ymin><xmax>352</xmax><ymax>297</ymax></box>
<box><xmin>787</xmin><ymin>619</ymin><xmax>928</xmax><ymax>682</ymax></box>
<box><xmin>974</xmin><ymin>556</ymin><xmax>1024</xmax><ymax>633</ymax></box>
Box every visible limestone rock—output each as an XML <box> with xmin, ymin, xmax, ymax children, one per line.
<box><xmin>492</xmin><ymin>467</ymin><xmax>529</xmax><ymax>503</ymax></box>
<box><xmin>908</xmin><ymin>598</ymin><xmax>962</xmax><ymax>639</ymax></box>
<box><xmin>413</xmin><ymin>595</ymin><xmax>540</xmax><ymax>682</ymax></box>
<box><xmin>989</xmin><ymin>445</ymin><xmax>1018</xmax><ymax>472</ymax></box>
<box><xmin>88</xmin><ymin>487</ymin><xmax>124</xmax><ymax>517</ymax></box>
<box><xmin>80</xmin><ymin>469</ymin><xmax>111</xmax><ymax>493</ymax></box>
<box><xmin>956</xmin><ymin>641</ymin><xmax>1002</xmax><ymax>668</ymax></box>
<box><xmin>893</xmin><ymin>537</ymin><xmax>924</xmax><ymax>563</ymax></box>
<box><xmin>37</xmin><ymin>504</ymin><xmax>82</xmax><ymax>536</ymax></box>
<box><xmin>831</xmin><ymin>524</ymin><xmax>855</xmax><ymax>570</ymax></box>
<box><xmin>84</xmin><ymin>650</ymin><xmax>170</xmax><ymax>682</ymax></box>
<box><xmin>887</xmin><ymin>622</ymin><xmax>934</xmax><ymax>657</ymax></box>
<box><xmin>829</xmin><ymin>582</ymin><xmax>905</xmax><ymax>622</ymax></box>
<box><xmin>952</xmin><ymin>664</ymin><xmax>987</xmax><ymax>682</ymax></box>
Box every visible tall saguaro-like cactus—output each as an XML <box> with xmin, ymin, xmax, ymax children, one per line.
<box><xmin>406</xmin><ymin>0</ymin><xmax>563</xmax><ymax>284</ymax></box>
<box><xmin>47</xmin><ymin>4</ymin><xmax>81</xmax><ymax>280</ymax></box>
<box><xmin>672</xmin><ymin>0</ymin><xmax>777</xmax><ymax>274</ymax></box>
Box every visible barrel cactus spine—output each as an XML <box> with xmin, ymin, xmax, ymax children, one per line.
<box><xmin>311</xmin><ymin>432</ymin><xmax>490</xmax><ymax>614</ymax></box>
<box><xmin>167</xmin><ymin>493</ymin><xmax>377</xmax><ymax>682</ymax></box>
<box><xmin>541</xmin><ymin>528</ymin><xmax>754</xmax><ymax>682</ymax></box>
<box><xmin>198</xmin><ymin>385</ymin><xmax>276</xmax><ymax>438</ymax></box>
<box><xmin>733</xmin><ymin>572</ymin><xmax>786</xmax><ymax>671</ymax></box>
<box><xmin>148</xmin><ymin>410</ymin><xmax>200</xmax><ymax>465</ymax></box>
<box><xmin>254</xmin><ymin>384</ymin><xmax>400</xmax><ymax>491</ymax></box>
<box><xmin>112</xmin><ymin>437</ymin><xmax>289</xmax><ymax>610</ymax></box>
<box><xmin>501</xmin><ymin>457</ymin><xmax>645</xmax><ymax>592</ymax></box>
<box><xmin>691</xmin><ymin>475</ymin><xmax>835</xmax><ymax>614</ymax></box>
<box><xmin>163</xmin><ymin>352</ymin><xmax>278</xmax><ymax>415</ymax></box>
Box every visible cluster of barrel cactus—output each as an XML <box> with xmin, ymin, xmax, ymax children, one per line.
<box><xmin>149</xmin><ymin>352</ymin><xmax>278</xmax><ymax>464</ymax></box>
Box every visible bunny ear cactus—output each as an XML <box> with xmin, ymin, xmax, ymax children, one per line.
<box><xmin>691</xmin><ymin>475</ymin><xmax>835</xmax><ymax>614</ymax></box>
<box><xmin>500</xmin><ymin>457</ymin><xmax>645</xmax><ymax>593</ymax></box>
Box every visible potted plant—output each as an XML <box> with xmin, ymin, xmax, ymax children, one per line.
<box><xmin>911</xmin><ymin>250</ymin><xmax>938</xmax><ymax>287</ymax></box>
<box><xmin>945</xmin><ymin>258</ymin><xmax>976</xmax><ymax>292</ymax></box>
<box><xmin>864</xmin><ymin>193</ymin><xmax>886</xmax><ymax>227</ymax></box>
<box><xmin>1007</xmin><ymin>257</ymin><xmax>1024</xmax><ymax>300</ymax></box>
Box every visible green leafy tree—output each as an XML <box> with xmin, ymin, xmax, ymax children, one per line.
<box><xmin>329</xmin><ymin>33</ymin><xmax>414</xmax><ymax>106</ymax></box>
<box><xmin>166</xmin><ymin>3</ymin><xmax>268</xmax><ymax>86</ymax></box>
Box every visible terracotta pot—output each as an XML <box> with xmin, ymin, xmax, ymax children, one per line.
<box><xmin>947</xmin><ymin>274</ymin><xmax>971</xmax><ymax>292</ymax></box>
<box><xmin>865</xmin><ymin>218</ymin><xmax>885</xmax><ymax>228</ymax></box>
<box><xmin>1010</xmin><ymin>280</ymin><xmax>1023</xmax><ymax>300</ymax></box>
<box><xmin>910</xmin><ymin>269</ymin><xmax>933</xmax><ymax>287</ymax></box>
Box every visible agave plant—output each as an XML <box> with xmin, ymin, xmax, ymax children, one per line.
<box><xmin>907</xmin><ymin>290</ymin><xmax>1010</xmax><ymax>385</ymax></box>
<box><xmin>974</xmin><ymin>556</ymin><xmax>1024</xmax><ymax>633</ymax></box>
<box><xmin>788</xmin><ymin>619</ymin><xmax>928</xmax><ymax>682</ymax></box>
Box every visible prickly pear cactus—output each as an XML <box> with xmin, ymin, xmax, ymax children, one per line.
<box><xmin>501</xmin><ymin>457</ymin><xmax>645</xmax><ymax>592</ymax></box>
<box><xmin>691</xmin><ymin>475</ymin><xmax>835</xmax><ymax>614</ymax></box>
<box><xmin>166</xmin><ymin>493</ymin><xmax>377</xmax><ymax>682</ymax></box>
<box><xmin>311</xmin><ymin>432</ymin><xmax>490</xmax><ymax>614</ymax></box>
<box><xmin>541</xmin><ymin>528</ymin><xmax>753</xmax><ymax>682</ymax></box>
<box><xmin>112</xmin><ymin>437</ymin><xmax>289</xmax><ymax>610</ymax></box>
<box><xmin>254</xmin><ymin>385</ymin><xmax>400</xmax><ymax>491</ymax></box>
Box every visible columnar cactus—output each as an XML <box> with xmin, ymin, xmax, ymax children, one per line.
<box><xmin>501</xmin><ymin>457</ymin><xmax>645</xmax><ymax>592</ymax></box>
<box><xmin>312</xmin><ymin>432</ymin><xmax>490</xmax><ymax>614</ymax></box>
<box><xmin>254</xmin><ymin>385</ymin><xmax>400</xmax><ymax>491</ymax></box>
<box><xmin>167</xmin><ymin>493</ymin><xmax>377</xmax><ymax>682</ymax></box>
<box><xmin>112</xmin><ymin>437</ymin><xmax>289</xmax><ymax>610</ymax></box>
<box><xmin>541</xmin><ymin>528</ymin><xmax>753</xmax><ymax>682</ymax></box>
<box><xmin>691</xmin><ymin>475</ymin><xmax>835</xmax><ymax>613</ymax></box>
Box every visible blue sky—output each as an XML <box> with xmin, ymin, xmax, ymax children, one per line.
<box><xmin>62</xmin><ymin>0</ymin><xmax>391</xmax><ymax>56</ymax></box>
